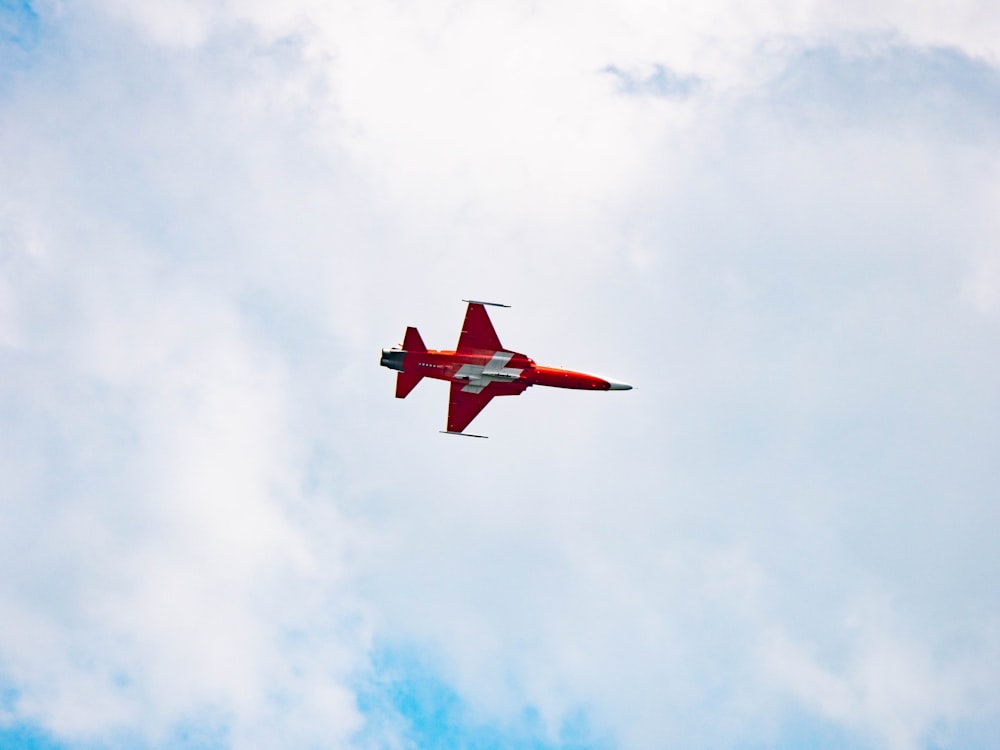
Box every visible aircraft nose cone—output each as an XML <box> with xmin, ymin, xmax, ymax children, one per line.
<box><xmin>606</xmin><ymin>379</ymin><xmax>633</xmax><ymax>390</ymax></box>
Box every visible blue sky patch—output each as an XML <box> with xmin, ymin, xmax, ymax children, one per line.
<box><xmin>759</xmin><ymin>709</ymin><xmax>872</xmax><ymax>750</ymax></box>
<box><xmin>0</xmin><ymin>724</ymin><xmax>67</xmax><ymax>750</ymax></box>
<box><xmin>0</xmin><ymin>719</ymin><xmax>230</xmax><ymax>750</ymax></box>
<box><xmin>0</xmin><ymin>0</ymin><xmax>38</xmax><ymax>50</ymax></box>
<box><xmin>356</xmin><ymin>649</ymin><xmax>611</xmax><ymax>750</ymax></box>
<box><xmin>771</xmin><ymin>35</ymin><xmax>1000</xmax><ymax>137</ymax></box>
<box><xmin>0</xmin><ymin>0</ymin><xmax>40</xmax><ymax>85</ymax></box>
<box><xmin>604</xmin><ymin>63</ymin><xmax>701</xmax><ymax>99</ymax></box>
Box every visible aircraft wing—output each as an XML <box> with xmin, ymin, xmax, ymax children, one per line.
<box><xmin>456</xmin><ymin>302</ymin><xmax>503</xmax><ymax>353</ymax></box>
<box><xmin>447</xmin><ymin>382</ymin><xmax>496</xmax><ymax>433</ymax></box>
<box><xmin>447</xmin><ymin>379</ymin><xmax>528</xmax><ymax>433</ymax></box>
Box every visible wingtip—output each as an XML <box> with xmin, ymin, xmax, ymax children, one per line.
<box><xmin>462</xmin><ymin>299</ymin><xmax>510</xmax><ymax>308</ymax></box>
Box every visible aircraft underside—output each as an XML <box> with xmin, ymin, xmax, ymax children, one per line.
<box><xmin>380</xmin><ymin>300</ymin><xmax>631</xmax><ymax>435</ymax></box>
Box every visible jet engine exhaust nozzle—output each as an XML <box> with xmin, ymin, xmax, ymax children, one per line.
<box><xmin>380</xmin><ymin>349</ymin><xmax>406</xmax><ymax>372</ymax></box>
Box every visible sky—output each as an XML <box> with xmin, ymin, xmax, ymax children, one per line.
<box><xmin>1</xmin><ymin>1</ymin><xmax>1000</xmax><ymax>749</ymax></box>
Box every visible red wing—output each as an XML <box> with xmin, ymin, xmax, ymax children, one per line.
<box><xmin>447</xmin><ymin>382</ymin><xmax>495</xmax><ymax>433</ymax></box>
<box><xmin>456</xmin><ymin>303</ymin><xmax>503</xmax><ymax>353</ymax></box>
<box><xmin>447</xmin><ymin>380</ymin><xmax>529</xmax><ymax>433</ymax></box>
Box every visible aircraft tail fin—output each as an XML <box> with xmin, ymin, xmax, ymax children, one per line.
<box><xmin>396</xmin><ymin>372</ymin><xmax>423</xmax><ymax>399</ymax></box>
<box><xmin>392</xmin><ymin>327</ymin><xmax>426</xmax><ymax>398</ymax></box>
<box><xmin>402</xmin><ymin>326</ymin><xmax>427</xmax><ymax>353</ymax></box>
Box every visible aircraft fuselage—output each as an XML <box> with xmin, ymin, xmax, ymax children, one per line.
<box><xmin>380</xmin><ymin>301</ymin><xmax>631</xmax><ymax>434</ymax></box>
<box><xmin>380</xmin><ymin>348</ymin><xmax>628</xmax><ymax>392</ymax></box>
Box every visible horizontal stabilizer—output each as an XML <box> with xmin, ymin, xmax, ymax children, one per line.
<box><xmin>396</xmin><ymin>372</ymin><xmax>423</xmax><ymax>399</ymax></box>
<box><xmin>402</xmin><ymin>326</ymin><xmax>427</xmax><ymax>353</ymax></box>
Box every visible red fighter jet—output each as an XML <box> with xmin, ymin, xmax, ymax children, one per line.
<box><xmin>380</xmin><ymin>300</ymin><xmax>632</xmax><ymax>437</ymax></box>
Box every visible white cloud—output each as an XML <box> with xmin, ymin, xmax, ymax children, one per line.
<box><xmin>2</xmin><ymin>1</ymin><xmax>1000</xmax><ymax>749</ymax></box>
<box><xmin>760</xmin><ymin>594</ymin><xmax>1000</xmax><ymax>750</ymax></box>
<box><xmin>0</xmin><ymin>239</ymin><xmax>369</xmax><ymax>745</ymax></box>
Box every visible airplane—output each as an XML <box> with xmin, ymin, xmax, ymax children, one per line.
<box><xmin>380</xmin><ymin>300</ymin><xmax>632</xmax><ymax>437</ymax></box>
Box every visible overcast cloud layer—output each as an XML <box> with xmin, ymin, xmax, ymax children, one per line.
<box><xmin>2</xmin><ymin>1</ymin><xmax>1000</xmax><ymax>749</ymax></box>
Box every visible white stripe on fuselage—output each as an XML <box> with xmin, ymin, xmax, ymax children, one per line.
<box><xmin>456</xmin><ymin>351</ymin><xmax>523</xmax><ymax>393</ymax></box>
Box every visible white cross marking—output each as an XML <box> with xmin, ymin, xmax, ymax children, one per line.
<box><xmin>456</xmin><ymin>352</ymin><xmax>523</xmax><ymax>393</ymax></box>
